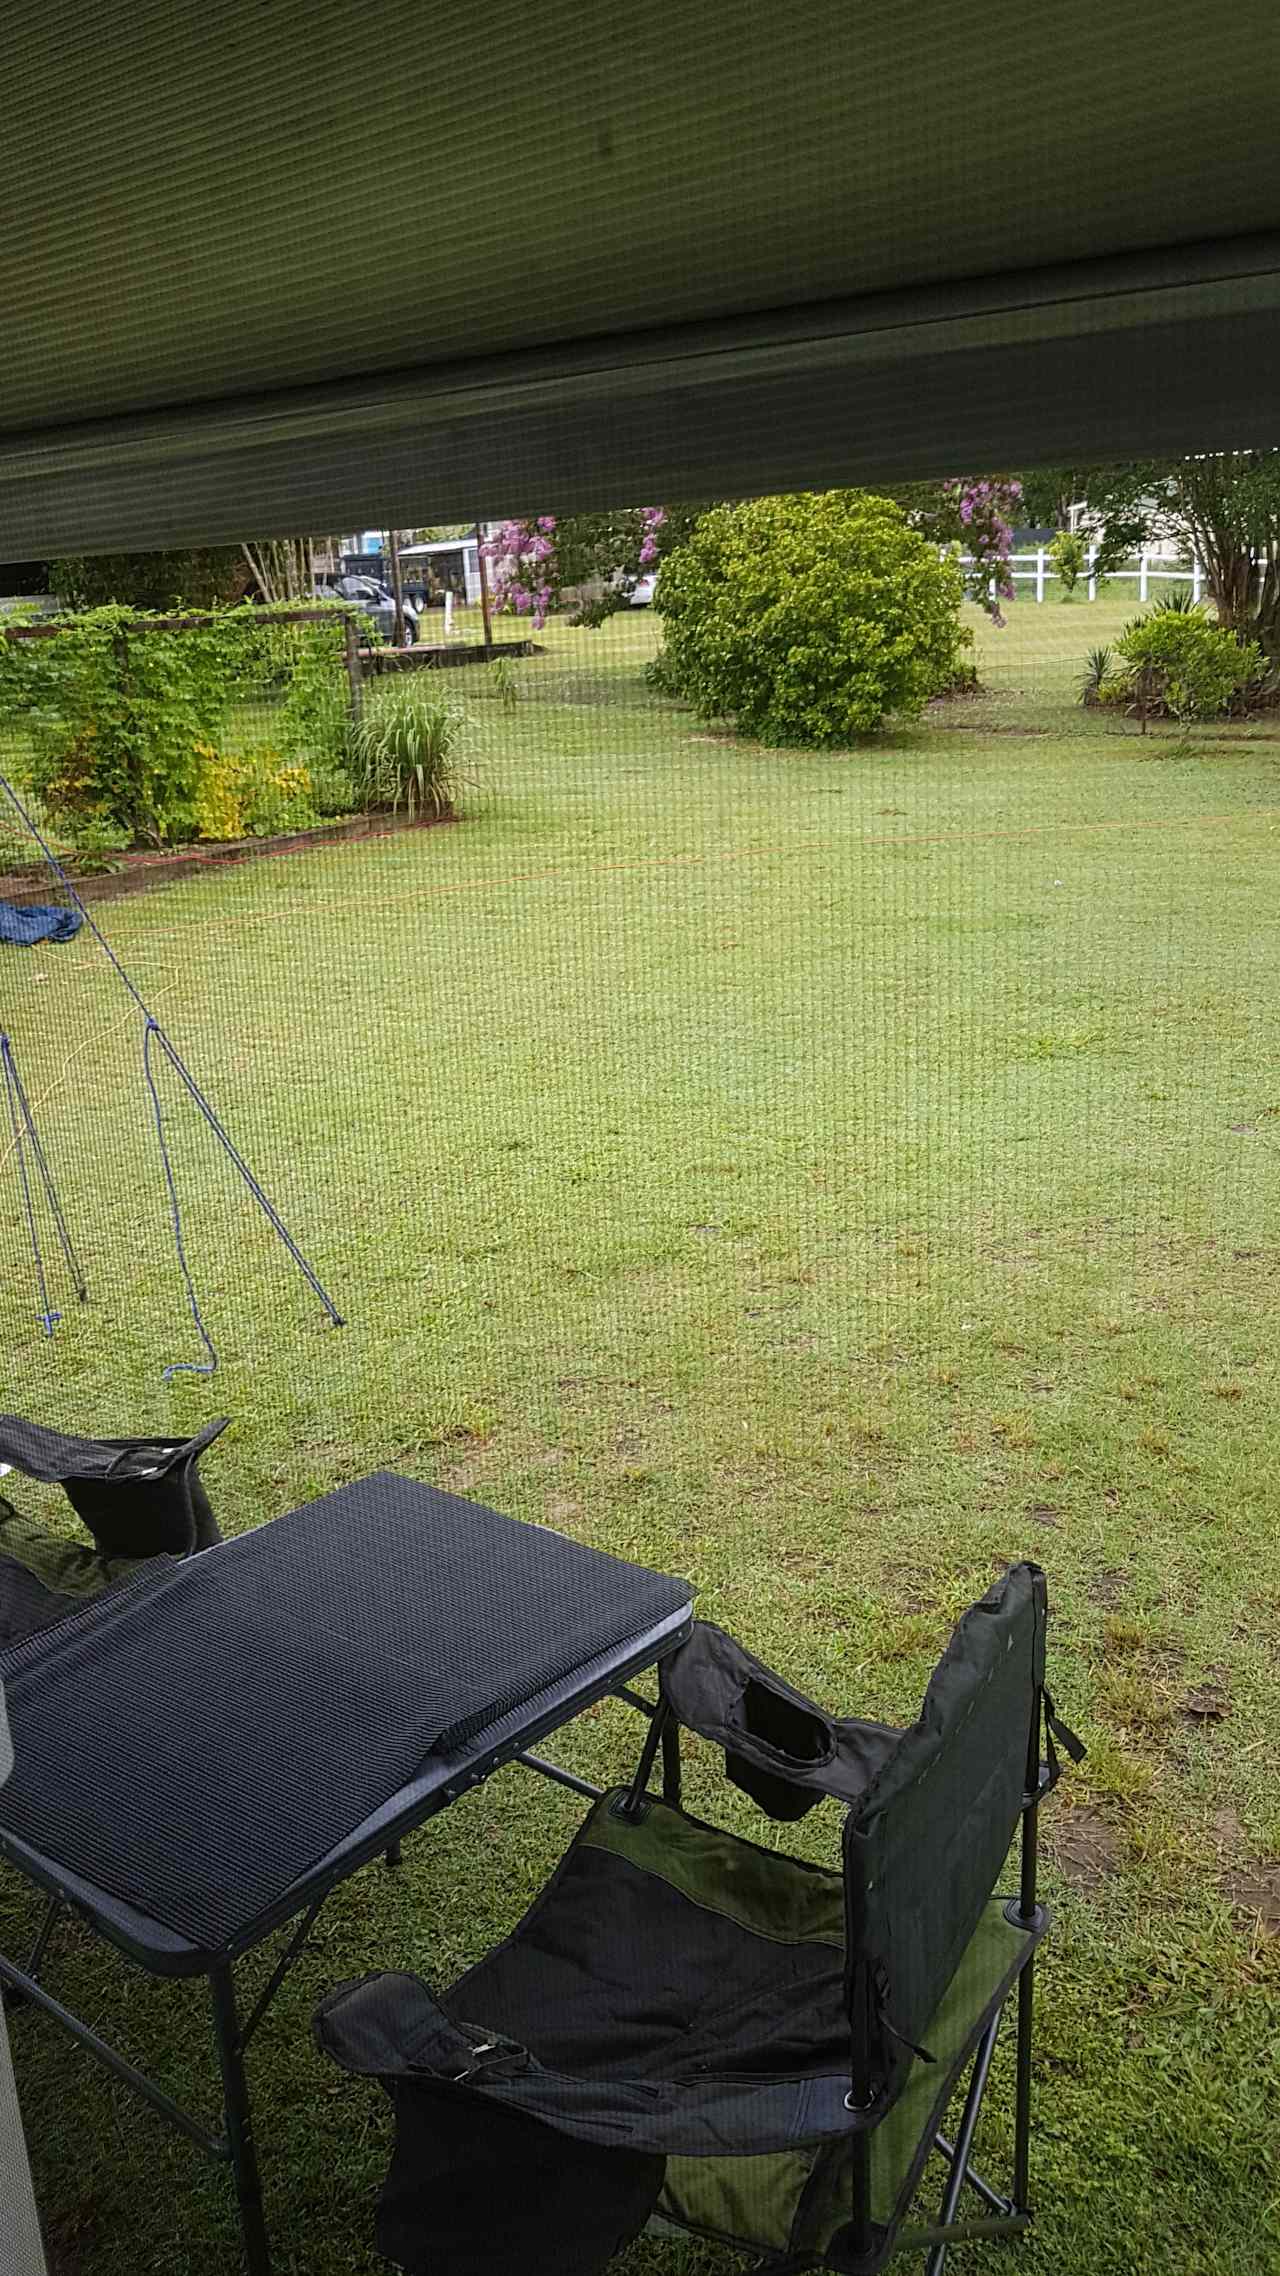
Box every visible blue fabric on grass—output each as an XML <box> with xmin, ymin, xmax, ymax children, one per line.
<box><xmin>0</xmin><ymin>901</ymin><xmax>83</xmax><ymax>946</ymax></box>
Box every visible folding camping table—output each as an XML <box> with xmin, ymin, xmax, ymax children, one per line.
<box><xmin>0</xmin><ymin>1473</ymin><xmax>693</xmax><ymax>2276</ymax></box>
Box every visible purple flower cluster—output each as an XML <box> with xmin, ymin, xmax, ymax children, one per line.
<box><xmin>638</xmin><ymin>505</ymin><xmax>667</xmax><ymax>568</ymax></box>
<box><xmin>481</xmin><ymin>516</ymin><xmax>560</xmax><ymax>628</ymax></box>
<box><xmin>481</xmin><ymin>506</ymin><xmax>670</xmax><ymax>628</ymax></box>
<box><xmin>943</xmin><ymin>477</ymin><xmax>1022</xmax><ymax>623</ymax></box>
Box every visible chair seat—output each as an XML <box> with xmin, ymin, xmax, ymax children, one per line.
<box><xmin>659</xmin><ymin>1896</ymin><xmax>1036</xmax><ymax>2265</ymax></box>
<box><xmin>452</xmin><ymin>1794</ymin><xmax>1035</xmax><ymax>2238</ymax></box>
<box><xmin>452</xmin><ymin>1792</ymin><xmax>851</xmax><ymax>2109</ymax></box>
<box><xmin>0</xmin><ymin>1503</ymin><xmax>153</xmax><ymax>1647</ymax></box>
<box><xmin>318</xmin><ymin>1566</ymin><xmax>1072</xmax><ymax>2276</ymax></box>
<box><xmin>321</xmin><ymin>1791</ymin><xmax>1039</xmax><ymax>2270</ymax></box>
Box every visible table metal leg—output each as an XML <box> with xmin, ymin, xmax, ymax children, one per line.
<box><xmin>1</xmin><ymin>1893</ymin><xmax>63</xmax><ymax>2011</ymax></box>
<box><xmin>210</xmin><ymin>1964</ymin><xmax>272</xmax><ymax>2276</ymax></box>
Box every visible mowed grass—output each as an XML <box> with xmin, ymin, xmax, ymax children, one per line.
<box><xmin>2</xmin><ymin>594</ymin><xmax>1279</xmax><ymax>2275</ymax></box>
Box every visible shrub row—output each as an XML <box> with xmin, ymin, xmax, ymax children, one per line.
<box><xmin>0</xmin><ymin>604</ymin><xmax>466</xmax><ymax>850</ymax></box>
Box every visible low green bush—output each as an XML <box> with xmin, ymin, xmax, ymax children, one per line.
<box><xmin>235</xmin><ymin>747</ymin><xmax>319</xmax><ymax>837</ymax></box>
<box><xmin>1114</xmin><ymin>606</ymin><xmax>1263</xmax><ymax>721</ymax></box>
<box><xmin>1078</xmin><ymin>645</ymin><xmax>1114</xmax><ymax>706</ymax></box>
<box><xmin>653</xmin><ymin>491</ymin><xmax>970</xmax><ymax>745</ymax></box>
<box><xmin>351</xmin><ymin>678</ymin><xmax>463</xmax><ymax>815</ymax></box>
<box><xmin>64</xmin><ymin>815</ymin><xmax>128</xmax><ymax>873</ymax></box>
<box><xmin>307</xmin><ymin>761</ymin><xmax>359</xmax><ymax>818</ymax></box>
<box><xmin>489</xmin><ymin>656</ymin><xmax>521</xmax><ymax>713</ymax></box>
<box><xmin>1048</xmin><ymin>529</ymin><xmax>1089</xmax><ymax>597</ymax></box>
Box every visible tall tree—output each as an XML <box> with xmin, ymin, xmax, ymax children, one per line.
<box><xmin>892</xmin><ymin>479</ymin><xmax>1023</xmax><ymax>624</ymax></box>
<box><xmin>240</xmin><ymin>537</ymin><xmax>316</xmax><ymax>604</ymax></box>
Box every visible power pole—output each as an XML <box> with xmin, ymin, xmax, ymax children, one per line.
<box><xmin>387</xmin><ymin>528</ymin><xmax>407</xmax><ymax>648</ymax></box>
<box><xmin>475</xmin><ymin>521</ymin><xmax>494</xmax><ymax>657</ymax></box>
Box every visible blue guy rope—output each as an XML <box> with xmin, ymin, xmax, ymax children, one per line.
<box><xmin>2</xmin><ymin>1030</ymin><xmax>88</xmax><ymax>1335</ymax></box>
<box><xmin>0</xmin><ymin>770</ymin><xmax>345</xmax><ymax>1376</ymax></box>
<box><xmin>142</xmin><ymin>1018</ymin><xmax>219</xmax><ymax>1381</ymax></box>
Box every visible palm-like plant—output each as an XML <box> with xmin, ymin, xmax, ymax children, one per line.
<box><xmin>1078</xmin><ymin>646</ymin><xmax>1114</xmax><ymax>705</ymax></box>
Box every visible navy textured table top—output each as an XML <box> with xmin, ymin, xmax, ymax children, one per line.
<box><xmin>0</xmin><ymin>1473</ymin><xmax>690</xmax><ymax>1954</ymax></box>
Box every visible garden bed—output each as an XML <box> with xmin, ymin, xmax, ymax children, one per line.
<box><xmin>361</xmin><ymin>639</ymin><xmax>543</xmax><ymax>673</ymax></box>
<box><xmin>0</xmin><ymin>805</ymin><xmax>454</xmax><ymax>906</ymax></box>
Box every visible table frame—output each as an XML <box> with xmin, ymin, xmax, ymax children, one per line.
<box><xmin>0</xmin><ymin>1603</ymin><xmax>692</xmax><ymax>2275</ymax></box>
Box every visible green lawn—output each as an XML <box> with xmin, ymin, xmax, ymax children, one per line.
<box><xmin>2</xmin><ymin>595</ymin><xmax>1279</xmax><ymax>2275</ymax></box>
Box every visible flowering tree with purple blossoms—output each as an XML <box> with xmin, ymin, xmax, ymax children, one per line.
<box><xmin>481</xmin><ymin>506</ymin><xmax>700</xmax><ymax>629</ymax></box>
<box><xmin>484</xmin><ymin>486</ymin><xmax>1021</xmax><ymax>631</ymax></box>
<box><xmin>894</xmin><ymin>476</ymin><xmax>1023</xmax><ymax>625</ymax></box>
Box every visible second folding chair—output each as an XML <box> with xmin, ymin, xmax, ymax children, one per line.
<box><xmin>318</xmin><ymin>1560</ymin><xmax>1084</xmax><ymax>2276</ymax></box>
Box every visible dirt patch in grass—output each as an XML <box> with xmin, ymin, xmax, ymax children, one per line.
<box><xmin>544</xmin><ymin>1495</ymin><xmax>583</xmax><ymax>1525</ymax></box>
<box><xmin>0</xmin><ymin>807</ymin><xmax>454</xmax><ymax>906</ymax></box>
<box><xmin>1087</xmin><ymin>1568</ymin><xmax>1131</xmax><ymax>1607</ymax></box>
<box><xmin>1221</xmin><ymin>1863</ymin><xmax>1280</xmax><ymax>1933</ymax></box>
<box><xmin>926</xmin><ymin>721</ymin><xmax>1053</xmax><ymax>737</ymax></box>
<box><xmin>1049</xmin><ymin>1807</ymin><xmax>1124</xmax><ymax>1891</ymax></box>
<box><xmin>1178</xmin><ymin>1670</ymin><xmax>1232</xmax><ymax>1723</ymax></box>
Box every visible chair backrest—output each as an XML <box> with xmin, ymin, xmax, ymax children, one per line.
<box><xmin>0</xmin><ymin>1416</ymin><xmax>227</xmax><ymax>1557</ymax></box>
<box><xmin>659</xmin><ymin>1563</ymin><xmax>1047</xmax><ymax>2109</ymax></box>
<box><xmin>843</xmin><ymin>1563</ymin><xmax>1044</xmax><ymax>2103</ymax></box>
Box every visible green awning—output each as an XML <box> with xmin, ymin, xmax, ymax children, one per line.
<box><xmin>3</xmin><ymin>1</ymin><xmax>1277</xmax><ymax>552</ymax></box>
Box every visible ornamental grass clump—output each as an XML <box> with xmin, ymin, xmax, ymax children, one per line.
<box><xmin>351</xmin><ymin>678</ymin><xmax>463</xmax><ymax>816</ymax></box>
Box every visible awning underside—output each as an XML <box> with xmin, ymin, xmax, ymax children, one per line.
<box><xmin>4</xmin><ymin>1</ymin><xmax>1277</xmax><ymax>549</ymax></box>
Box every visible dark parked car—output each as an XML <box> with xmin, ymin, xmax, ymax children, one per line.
<box><xmin>315</xmin><ymin>573</ymin><xmax>419</xmax><ymax>646</ymax></box>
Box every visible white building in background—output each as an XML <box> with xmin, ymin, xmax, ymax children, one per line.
<box><xmin>398</xmin><ymin>536</ymin><xmax>484</xmax><ymax>605</ymax></box>
<box><xmin>1067</xmin><ymin>500</ymin><xmax>1183</xmax><ymax>561</ymax></box>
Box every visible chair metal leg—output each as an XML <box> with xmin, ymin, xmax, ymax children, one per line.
<box><xmin>923</xmin><ymin>2014</ymin><xmax>1001</xmax><ymax>2276</ymax></box>
<box><xmin>211</xmin><ymin>1964</ymin><xmax>272</xmax><ymax>2276</ymax></box>
<box><xmin>1012</xmin><ymin>1955</ymin><xmax>1035</xmax><ymax>2213</ymax></box>
<box><xmin>661</xmin><ymin>1714</ymin><xmax>682</xmax><ymax>1807</ymax></box>
<box><xmin>1012</xmin><ymin>1711</ymin><xmax>1043</xmax><ymax>2217</ymax></box>
<box><xmin>933</xmin><ymin>2129</ymin><xmax>1012</xmax><ymax>2217</ymax></box>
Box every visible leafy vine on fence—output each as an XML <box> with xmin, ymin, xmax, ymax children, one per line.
<box><xmin>0</xmin><ymin>603</ymin><xmax>355</xmax><ymax>847</ymax></box>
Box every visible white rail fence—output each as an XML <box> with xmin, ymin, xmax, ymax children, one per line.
<box><xmin>957</xmin><ymin>550</ymin><xmax>1204</xmax><ymax>605</ymax></box>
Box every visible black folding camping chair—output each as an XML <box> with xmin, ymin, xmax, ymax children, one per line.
<box><xmin>0</xmin><ymin>1414</ymin><xmax>227</xmax><ymax>1647</ymax></box>
<box><xmin>317</xmin><ymin>1561</ymin><xmax>1084</xmax><ymax>2276</ymax></box>
<box><xmin>0</xmin><ymin>1414</ymin><xmax>228</xmax><ymax>1556</ymax></box>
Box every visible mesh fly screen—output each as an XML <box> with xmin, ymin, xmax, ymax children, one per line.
<box><xmin>2</xmin><ymin>501</ymin><xmax>1278</xmax><ymax>2262</ymax></box>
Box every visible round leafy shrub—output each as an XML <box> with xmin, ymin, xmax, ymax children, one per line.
<box><xmin>653</xmin><ymin>492</ymin><xmax>970</xmax><ymax>745</ymax></box>
<box><xmin>1114</xmin><ymin>606</ymin><xmax>1264</xmax><ymax>721</ymax></box>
